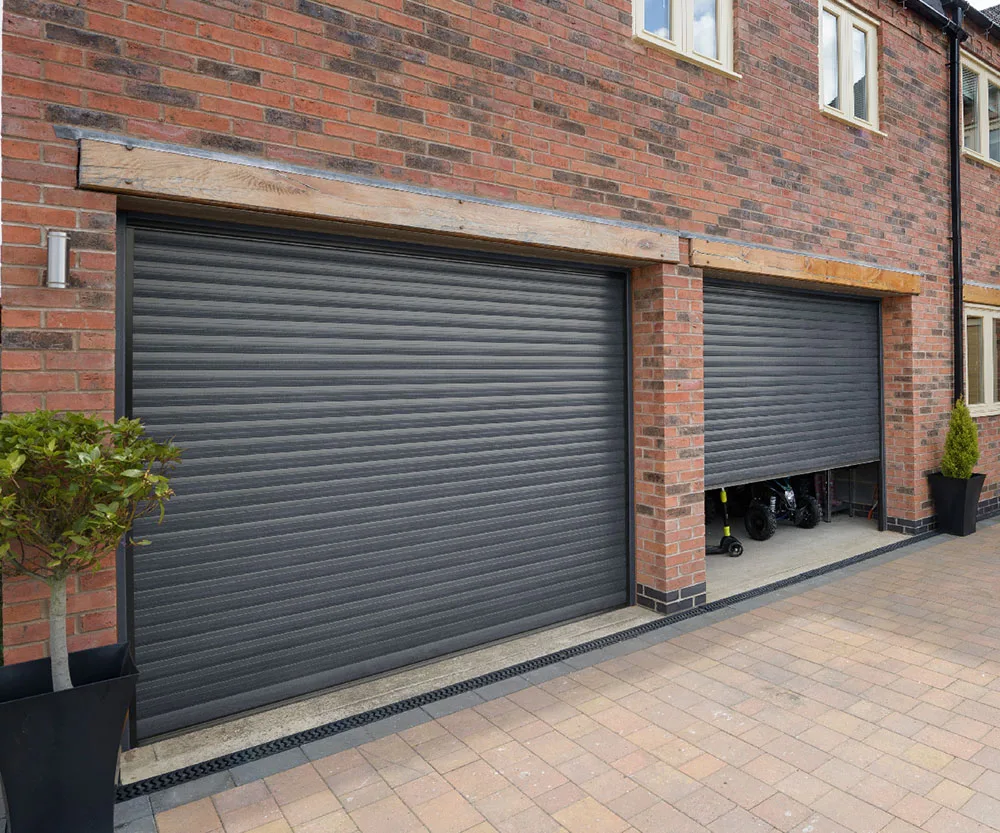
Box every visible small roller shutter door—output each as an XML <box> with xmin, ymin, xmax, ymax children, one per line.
<box><xmin>703</xmin><ymin>279</ymin><xmax>880</xmax><ymax>489</ymax></box>
<box><xmin>127</xmin><ymin>218</ymin><xmax>629</xmax><ymax>739</ymax></box>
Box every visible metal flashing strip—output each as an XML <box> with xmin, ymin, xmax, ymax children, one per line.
<box><xmin>116</xmin><ymin>529</ymin><xmax>938</xmax><ymax>802</ymax></box>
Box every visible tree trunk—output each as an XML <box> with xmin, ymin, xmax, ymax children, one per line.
<box><xmin>49</xmin><ymin>576</ymin><xmax>73</xmax><ymax>692</ymax></box>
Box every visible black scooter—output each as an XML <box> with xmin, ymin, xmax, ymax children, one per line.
<box><xmin>706</xmin><ymin>487</ymin><xmax>744</xmax><ymax>557</ymax></box>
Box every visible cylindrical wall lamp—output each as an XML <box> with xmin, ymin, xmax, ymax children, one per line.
<box><xmin>46</xmin><ymin>230</ymin><xmax>69</xmax><ymax>289</ymax></box>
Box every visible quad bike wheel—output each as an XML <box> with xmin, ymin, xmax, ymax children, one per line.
<box><xmin>794</xmin><ymin>495</ymin><xmax>822</xmax><ymax>529</ymax></box>
<box><xmin>744</xmin><ymin>502</ymin><xmax>777</xmax><ymax>541</ymax></box>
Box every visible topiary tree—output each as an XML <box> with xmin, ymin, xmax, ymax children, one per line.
<box><xmin>0</xmin><ymin>412</ymin><xmax>179</xmax><ymax>692</ymax></box>
<box><xmin>941</xmin><ymin>398</ymin><xmax>979</xmax><ymax>480</ymax></box>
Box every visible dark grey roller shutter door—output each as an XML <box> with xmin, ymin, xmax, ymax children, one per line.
<box><xmin>128</xmin><ymin>219</ymin><xmax>629</xmax><ymax>739</ymax></box>
<box><xmin>704</xmin><ymin>279</ymin><xmax>880</xmax><ymax>489</ymax></box>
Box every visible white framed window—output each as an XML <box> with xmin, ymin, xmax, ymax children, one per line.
<box><xmin>819</xmin><ymin>0</ymin><xmax>879</xmax><ymax>130</ymax></box>
<box><xmin>634</xmin><ymin>0</ymin><xmax>736</xmax><ymax>77</ymax></box>
<box><xmin>965</xmin><ymin>304</ymin><xmax>1000</xmax><ymax>416</ymax></box>
<box><xmin>961</xmin><ymin>53</ymin><xmax>1000</xmax><ymax>169</ymax></box>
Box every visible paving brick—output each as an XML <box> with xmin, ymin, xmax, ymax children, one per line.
<box><xmin>230</xmin><ymin>749</ymin><xmax>310</xmax><ymax>786</ymax></box>
<box><xmin>154</xmin><ymin>797</ymin><xmax>222</xmax><ymax>833</ymax></box>
<box><xmin>113</xmin><ymin>816</ymin><xmax>159</xmax><ymax>833</ymax></box>
<box><xmin>113</xmin><ymin>796</ymin><xmax>153</xmax><ymax>826</ymax></box>
<box><xmin>927</xmin><ymin>779</ymin><xmax>976</xmax><ymax>810</ymax></box>
<box><xmin>149</xmin><ymin>772</ymin><xmax>237</xmax><ymax>814</ymax></box>
<box><xmin>475</xmin><ymin>677</ymin><xmax>532</xmax><ymax>701</ymax></box>
<box><xmin>302</xmin><ymin>727</ymin><xmax>377</xmax><ymax>761</ymax></box>
<box><xmin>673</xmin><ymin>785</ymin><xmax>736</xmax><ymax>824</ymax></box>
<box><xmin>423</xmin><ymin>692</ymin><xmax>486</xmax><ymax>719</ymax></box>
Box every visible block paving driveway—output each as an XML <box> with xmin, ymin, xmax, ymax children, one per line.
<box><xmin>147</xmin><ymin>526</ymin><xmax>1000</xmax><ymax>833</ymax></box>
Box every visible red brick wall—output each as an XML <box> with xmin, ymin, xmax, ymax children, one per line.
<box><xmin>1</xmin><ymin>0</ymin><xmax>959</xmax><ymax>265</ymax></box>
<box><xmin>2</xmin><ymin>559</ymin><xmax>118</xmax><ymax>664</ymax></box>
<box><xmin>1</xmin><ymin>157</ymin><xmax>119</xmax><ymax>661</ymax></box>
<box><xmin>1</xmin><ymin>0</ymin><xmax>997</xmax><ymax>659</ymax></box>
<box><xmin>632</xmin><ymin>255</ymin><xmax>706</xmax><ymax>613</ymax></box>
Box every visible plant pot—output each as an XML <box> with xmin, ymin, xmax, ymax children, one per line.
<box><xmin>0</xmin><ymin>643</ymin><xmax>137</xmax><ymax>833</ymax></box>
<box><xmin>928</xmin><ymin>472</ymin><xmax>987</xmax><ymax>536</ymax></box>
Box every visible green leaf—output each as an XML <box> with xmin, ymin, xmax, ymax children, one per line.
<box><xmin>0</xmin><ymin>410</ymin><xmax>180</xmax><ymax>581</ymax></box>
<box><xmin>941</xmin><ymin>398</ymin><xmax>980</xmax><ymax>479</ymax></box>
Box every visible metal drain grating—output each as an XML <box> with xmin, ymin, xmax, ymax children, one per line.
<box><xmin>116</xmin><ymin>530</ymin><xmax>936</xmax><ymax>802</ymax></box>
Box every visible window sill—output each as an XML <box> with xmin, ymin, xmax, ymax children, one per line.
<box><xmin>820</xmin><ymin>106</ymin><xmax>885</xmax><ymax>136</ymax></box>
<box><xmin>969</xmin><ymin>404</ymin><xmax>1000</xmax><ymax>418</ymax></box>
<box><xmin>633</xmin><ymin>32</ymin><xmax>741</xmax><ymax>80</ymax></box>
<box><xmin>962</xmin><ymin>147</ymin><xmax>1000</xmax><ymax>174</ymax></box>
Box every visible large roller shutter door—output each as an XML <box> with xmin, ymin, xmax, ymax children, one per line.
<box><xmin>704</xmin><ymin>279</ymin><xmax>881</xmax><ymax>489</ymax></box>
<box><xmin>127</xmin><ymin>218</ymin><xmax>629</xmax><ymax>739</ymax></box>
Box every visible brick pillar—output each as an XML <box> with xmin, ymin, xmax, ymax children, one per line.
<box><xmin>882</xmin><ymin>290</ymin><xmax>954</xmax><ymax>533</ymax></box>
<box><xmin>631</xmin><ymin>258</ymin><xmax>707</xmax><ymax>614</ymax></box>
<box><xmin>882</xmin><ymin>293</ymin><xmax>921</xmax><ymax>529</ymax></box>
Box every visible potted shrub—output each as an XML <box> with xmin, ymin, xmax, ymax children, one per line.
<box><xmin>0</xmin><ymin>411</ymin><xmax>178</xmax><ymax>833</ymax></box>
<box><xmin>928</xmin><ymin>398</ymin><xmax>985</xmax><ymax>536</ymax></box>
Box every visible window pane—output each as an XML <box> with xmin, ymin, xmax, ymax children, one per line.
<box><xmin>822</xmin><ymin>12</ymin><xmax>840</xmax><ymax>110</ymax></box>
<box><xmin>989</xmin><ymin>81</ymin><xmax>1000</xmax><ymax>163</ymax></box>
<box><xmin>995</xmin><ymin>319</ymin><xmax>1000</xmax><ymax>405</ymax></box>
<box><xmin>963</xmin><ymin>66</ymin><xmax>980</xmax><ymax>152</ymax></box>
<box><xmin>852</xmin><ymin>27</ymin><xmax>868</xmax><ymax>121</ymax></box>
<box><xmin>968</xmin><ymin>316</ymin><xmax>985</xmax><ymax>405</ymax></box>
<box><xmin>693</xmin><ymin>0</ymin><xmax>718</xmax><ymax>59</ymax></box>
<box><xmin>643</xmin><ymin>0</ymin><xmax>670</xmax><ymax>39</ymax></box>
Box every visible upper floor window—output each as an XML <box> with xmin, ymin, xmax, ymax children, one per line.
<box><xmin>819</xmin><ymin>0</ymin><xmax>879</xmax><ymax>130</ymax></box>
<box><xmin>961</xmin><ymin>54</ymin><xmax>1000</xmax><ymax>167</ymax></box>
<box><xmin>634</xmin><ymin>0</ymin><xmax>735</xmax><ymax>76</ymax></box>
<box><xmin>966</xmin><ymin>305</ymin><xmax>1000</xmax><ymax>416</ymax></box>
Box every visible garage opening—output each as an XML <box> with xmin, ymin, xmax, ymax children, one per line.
<box><xmin>702</xmin><ymin>278</ymin><xmax>900</xmax><ymax>600</ymax></box>
<box><xmin>124</xmin><ymin>214</ymin><xmax>630</xmax><ymax>740</ymax></box>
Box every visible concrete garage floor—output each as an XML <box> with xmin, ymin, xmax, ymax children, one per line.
<box><xmin>705</xmin><ymin>513</ymin><xmax>907</xmax><ymax>602</ymax></box>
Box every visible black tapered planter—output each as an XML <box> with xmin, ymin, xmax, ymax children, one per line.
<box><xmin>0</xmin><ymin>643</ymin><xmax>137</xmax><ymax>833</ymax></box>
<box><xmin>928</xmin><ymin>472</ymin><xmax>987</xmax><ymax>536</ymax></box>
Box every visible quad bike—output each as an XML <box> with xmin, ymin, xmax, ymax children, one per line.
<box><xmin>743</xmin><ymin>478</ymin><xmax>822</xmax><ymax>541</ymax></box>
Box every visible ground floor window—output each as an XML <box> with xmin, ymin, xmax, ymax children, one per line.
<box><xmin>966</xmin><ymin>304</ymin><xmax>1000</xmax><ymax>414</ymax></box>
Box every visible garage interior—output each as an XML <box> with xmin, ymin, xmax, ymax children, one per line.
<box><xmin>701</xmin><ymin>278</ymin><xmax>900</xmax><ymax>601</ymax></box>
<box><xmin>704</xmin><ymin>464</ymin><xmax>908</xmax><ymax>601</ymax></box>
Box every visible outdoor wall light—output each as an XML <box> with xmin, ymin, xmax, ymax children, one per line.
<box><xmin>46</xmin><ymin>230</ymin><xmax>70</xmax><ymax>289</ymax></box>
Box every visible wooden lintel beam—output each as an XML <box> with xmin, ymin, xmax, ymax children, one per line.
<box><xmin>689</xmin><ymin>239</ymin><xmax>921</xmax><ymax>296</ymax></box>
<box><xmin>78</xmin><ymin>140</ymin><xmax>680</xmax><ymax>263</ymax></box>
<box><xmin>964</xmin><ymin>284</ymin><xmax>1000</xmax><ymax>306</ymax></box>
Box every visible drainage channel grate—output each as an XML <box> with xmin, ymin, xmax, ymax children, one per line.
<box><xmin>116</xmin><ymin>531</ymin><xmax>936</xmax><ymax>802</ymax></box>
